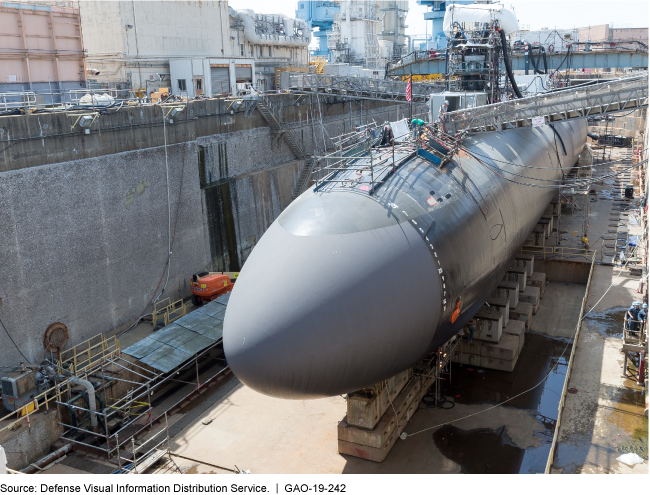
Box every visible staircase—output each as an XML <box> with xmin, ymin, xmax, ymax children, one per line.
<box><xmin>257</xmin><ymin>96</ymin><xmax>315</xmax><ymax>199</ymax></box>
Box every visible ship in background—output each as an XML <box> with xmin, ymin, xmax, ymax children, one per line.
<box><xmin>223</xmin><ymin>3</ymin><xmax>588</xmax><ymax>399</ymax></box>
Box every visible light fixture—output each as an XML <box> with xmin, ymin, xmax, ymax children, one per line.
<box><xmin>72</xmin><ymin>113</ymin><xmax>98</xmax><ymax>134</ymax></box>
<box><xmin>164</xmin><ymin>106</ymin><xmax>185</xmax><ymax>123</ymax></box>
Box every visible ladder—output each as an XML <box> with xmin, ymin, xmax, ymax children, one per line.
<box><xmin>257</xmin><ymin>96</ymin><xmax>314</xmax><ymax>199</ymax></box>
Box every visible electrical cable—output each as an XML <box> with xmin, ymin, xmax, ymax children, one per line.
<box><xmin>404</xmin><ymin>250</ymin><xmax>636</xmax><ymax>439</ymax></box>
<box><xmin>499</xmin><ymin>27</ymin><xmax>523</xmax><ymax>99</ymax></box>
<box><xmin>0</xmin><ymin>316</ymin><xmax>31</xmax><ymax>363</ymax></box>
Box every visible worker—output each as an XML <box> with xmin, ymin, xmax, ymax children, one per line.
<box><xmin>638</xmin><ymin>303</ymin><xmax>648</xmax><ymax>332</ymax></box>
<box><xmin>581</xmin><ymin>234</ymin><xmax>590</xmax><ymax>251</ymax></box>
<box><xmin>380</xmin><ymin>124</ymin><xmax>394</xmax><ymax>146</ymax></box>
<box><xmin>438</xmin><ymin>100</ymin><xmax>449</xmax><ymax>134</ymax></box>
<box><xmin>626</xmin><ymin>302</ymin><xmax>641</xmax><ymax>330</ymax></box>
<box><xmin>411</xmin><ymin>118</ymin><xmax>426</xmax><ymax>140</ymax></box>
<box><xmin>466</xmin><ymin>319</ymin><xmax>475</xmax><ymax>344</ymax></box>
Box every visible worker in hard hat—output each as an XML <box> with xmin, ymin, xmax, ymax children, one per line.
<box><xmin>626</xmin><ymin>302</ymin><xmax>641</xmax><ymax>331</ymax></box>
<box><xmin>581</xmin><ymin>234</ymin><xmax>590</xmax><ymax>252</ymax></box>
<box><xmin>438</xmin><ymin>100</ymin><xmax>449</xmax><ymax>134</ymax></box>
<box><xmin>466</xmin><ymin>319</ymin><xmax>476</xmax><ymax>344</ymax></box>
<box><xmin>380</xmin><ymin>124</ymin><xmax>394</xmax><ymax>146</ymax></box>
<box><xmin>637</xmin><ymin>303</ymin><xmax>648</xmax><ymax>334</ymax></box>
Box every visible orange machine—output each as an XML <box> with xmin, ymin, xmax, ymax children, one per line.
<box><xmin>190</xmin><ymin>271</ymin><xmax>237</xmax><ymax>305</ymax></box>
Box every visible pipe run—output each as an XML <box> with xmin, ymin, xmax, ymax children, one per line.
<box><xmin>69</xmin><ymin>377</ymin><xmax>98</xmax><ymax>429</ymax></box>
<box><xmin>21</xmin><ymin>444</ymin><xmax>73</xmax><ymax>474</ymax></box>
<box><xmin>230</xmin><ymin>8</ymin><xmax>311</xmax><ymax>47</ymax></box>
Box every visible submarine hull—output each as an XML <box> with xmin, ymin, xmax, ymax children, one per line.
<box><xmin>223</xmin><ymin>120</ymin><xmax>587</xmax><ymax>399</ymax></box>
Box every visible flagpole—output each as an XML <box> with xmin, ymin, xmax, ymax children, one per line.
<box><xmin>409</xmin><ymin>67</ymin><xmax>413</xmax><ymax>121</ymax></box>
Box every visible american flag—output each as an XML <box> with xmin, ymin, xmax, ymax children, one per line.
<box><xmin>406</xmin><ymin>75</ymin><xmax>412</xmax><ymax>102</ymax></box>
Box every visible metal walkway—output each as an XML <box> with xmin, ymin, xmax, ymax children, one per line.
<box><xmin>386</xmin><ymin>41</ymin><xmax>649</xmax><ymax>77</ymax></box>
<box><xmin>287</xmin><ymin>73</ymin><xmax>443</xmax><ymax>103</ymax></box>
<box><xmin>445</xmin><ymin>73</ymin><xmax>648</xmax><ymax>134</ymax></box>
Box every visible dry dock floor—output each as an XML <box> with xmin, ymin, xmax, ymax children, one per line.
<box><xmin>551</xmin><ymin>266</ymin><xmax>648</xmax><ymax>474</ymax></box>
<box><xmin>159</xmin><ymin>281</ymin><xmax>583</xmax><ymax>474</ymax></box>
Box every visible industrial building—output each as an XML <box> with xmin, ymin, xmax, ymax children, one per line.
<box><xmin>0</xmin><ymin>0</ymin><xmax>648</xmax><ymax>482</ymax></box>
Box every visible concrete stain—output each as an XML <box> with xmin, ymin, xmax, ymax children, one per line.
<box><xmin>123</xmin><ymin>180</ymin><xmax>149</xmax><ymax>210</ymax></box>
<box><xmin>583</xmin><ymin>307</ymin><xmax>626</xmax><ymax>338</ymax></box>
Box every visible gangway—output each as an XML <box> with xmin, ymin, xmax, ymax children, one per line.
<box><xmin>286</xmin><ymin>73</ymin><xmax>444</xmax><ymax>103</ymax></box>
<box><xmin>444</xmin><ymin>73</ymin><xmax>648</xmax><ymax>134</ymax></box>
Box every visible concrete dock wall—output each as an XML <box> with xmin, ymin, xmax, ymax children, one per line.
<box><xmin>0</xmin><ymin>95</ymin><xmax>426</xmax><ymax>366</ymax></box>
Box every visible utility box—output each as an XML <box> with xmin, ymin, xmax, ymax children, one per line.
<box><xmin>1</xmin><ymin>368</ymin><xmax>37</xmax><ymax>412</ymax></box>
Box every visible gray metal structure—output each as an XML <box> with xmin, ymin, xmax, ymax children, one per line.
<box><xmin>223</xmin><ymin>113</ymin><xmax>587</xmax><ymax>398</ymax></box>
<box><xmin>386</xmin><ymin>42</ymin><xmax>649</xmax><ymax>77</ymax></box>
<box><xmin>287</xmin><ymin>73</ymin><xmax>444</xmax><ymax>102</ymax></box>
<box><xmin>445</xmin><ymin>73</ymin><xmax>648</xmax><ymax>134</ymax></box>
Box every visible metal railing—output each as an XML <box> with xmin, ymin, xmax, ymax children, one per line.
<box><xmin>0</xmin><ymin>333</ymin><xmax>120</xmax><ymax>438</ymax></box>
<box><xmin>446</xmin><ymin>73</ymin><xmax>648</xmax><ymax>134</ymax></box>
<box><xmin>520</xmin><ymin>244</ymin><xmax>596</xmax><ymax>261</ymax></box>
<box><xmin>151</xmin><ymin>298</ymin><xmax>187</xmax><ymax>327</ymax></box>
<box><xmin>545</xmin><ymin>251</ymin><xmax>596</xmax><ymax>473</ymax></box>
<box><xmin>287</xmin><ymin>73</ymin><xmax>444</xmax><ymax>102</ymax></box>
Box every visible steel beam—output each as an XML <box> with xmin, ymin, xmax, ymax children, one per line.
<box><xmin>387</xmin><ymin>51</ymin><xmax>648</xmax><ymax>77</ymax></box>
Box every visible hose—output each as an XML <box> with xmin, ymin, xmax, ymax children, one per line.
<box><xmin>499</xmin><ymin>28</ymin><xmax>522</xmax><ymax>99</ymax></box>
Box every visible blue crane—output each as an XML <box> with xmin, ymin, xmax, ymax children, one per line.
<box><xmin>295</xmin><ymin>1</ymin><xmax>341</xmax><ymax>59</ymax></box>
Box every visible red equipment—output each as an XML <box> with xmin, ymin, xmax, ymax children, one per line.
<box><xmin>190</xmin><ymin>271</ymin><xmax>236</xmax><ymax>305</ymax></box>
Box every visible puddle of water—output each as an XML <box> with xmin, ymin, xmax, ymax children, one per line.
<box><xmin>451</xmin><ymin>333</ymin><xmax>568</xmax><ymax>417</ymax></box>
<box><xmin>583</xmin><ymin>307</ymin><xmax>626</xmax><ymax>338</ymax></box>
<box><xmin>432</xmin><ymin>425</ymin><xmax>525</xmax><ymax>474</ymax></box>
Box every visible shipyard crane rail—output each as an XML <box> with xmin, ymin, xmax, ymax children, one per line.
<box><xmin>445</xmin><ymin>73</ymin><xmax>648</xmax><ymax>134</ymax></box>
<box><xmin>286</xmin><ymin>73</ymin><xmax>444</xmax><ymax>103</ymax></box>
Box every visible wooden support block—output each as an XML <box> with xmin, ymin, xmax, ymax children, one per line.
<box><xmin>481</xmin><ymin>355</ymin><xmax>518</xmax><ymax>372</ymax></box>
<box><xmin>481</xmin><ymin>334</ymin><xmax>519</xmax><ymax>361</ymax></box>
<box><xmin>338</xmin><ymin>379</ymin><xmax>421</xmax><ymax>449</ymax></box>
<box><xmin>346</xmin><ymin>368</ymin><xmax>410</xmax><ymax>430</ymax></box>
<box><xmin>451</xmin><ymin>351</ymin><xmax>482</xmax><ymax>367</ymax></box>
<box><xmin>506</xmin><ymin>266</ymin><xmax>527</xmax><ymax>291</ymax></box>
<box><xmin>519</xmin><ymin>286</ymin><xmax>541</xmax><ymax>314</ymax></box>
<box><xmin>474</xmin><ymin>309</ymin><xmax>503</xmax><ymax>343</ymax></box>
<box><xmin>493</xmin><ymin>280</ymin><xmax>520</xmax><ymax>307</ymax></box>
<box><xmin>459</xmin><ymin>339</ymin><xmax>482</xmax><ymax>356</ymax></box>
<box><xmin>509</xmin><ymin>302</ymin><xmax>534</xmax><ymax>332</ymax></box>
<box><xmin>527</xmin><ymin>272</ymin><xmax>547</xmax><ymax>297</ymax></box>
<box><xmin>503</xmin><ymin>320</ymin><xmax>525</xmax><ymax>353</ymax></box>
<box><xmin>514</xmin><ymin>254</ymin><xmax>535</xmax><ymax>276</ymax></box>
<box><xmin>486</xmin><ymin>297</ymin><xmax>509</xmax><ymax>326</ymax></box>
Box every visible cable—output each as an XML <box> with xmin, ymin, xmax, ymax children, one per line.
<box><xmin>499</xmin><ymin>28</ymin><xmax>522</xmax><ymax>99</ymax></box>
<box><xmin>0</xmin><ymin>316</ymin><xmax>31</xmax><ymax>363</ymax></box>
<box><xmin>404</xmin><ymin>251</ymin><xmax>635</xmax><ymax>439</ymax></box>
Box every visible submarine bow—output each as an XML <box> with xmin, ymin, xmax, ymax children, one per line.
<box><xmin>223</xmin><ymin>120</ymin><xmax>587</xmax><ymax>399</ymax></box>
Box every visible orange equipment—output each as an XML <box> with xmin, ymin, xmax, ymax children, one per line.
<box><xmin>190</xmin><ymin>271</ymin><xmax>236</xmax><ymax>305</ymax></box>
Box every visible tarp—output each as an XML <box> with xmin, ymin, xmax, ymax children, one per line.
<box><xmin>122</xmin><ymin>295</ymin><xmax>228</xmax><ymax>373</ymax></box>
<box><xmin>443</xmin><ymin>3</ymin><xmax>519</xmax><ymax>36</ymax></box>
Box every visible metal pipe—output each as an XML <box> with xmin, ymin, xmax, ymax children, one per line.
<box><xmin>21</xmin><ymin>444</ymin><xmax>73</xmax><ymax>474</ymax></box>
<box><xmin>69</xmin><ymin>377</ymin><xmax>97</xmax><ymax>429</ymax></box>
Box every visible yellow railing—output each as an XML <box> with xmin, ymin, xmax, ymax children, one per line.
<box><xmin>520</xmin><ymin>244</ymin><xmax>596</xmax><ymax>261</ymax></box>
<box><xmin>152</xmin><ymin>298</ymin><xmax>186</xmax><ymax>327</ymax></box>
<box><xmin>58</xmin><ymin>334</ymin><xmax>120</xmax><ymax>376</ymax></box>
<box><xmin>545</xmin><ymin>252</ymin><xmax>596</xmax><ymax>473</ymax></box>
<box><xmin>0</xmin><ymin>333</ymin><xmax>119</xmax><ymax>438</ymax></box>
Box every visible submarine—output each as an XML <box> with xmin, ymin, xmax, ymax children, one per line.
<box><xmin>222</xmin><ymin>5</ymin><xmax>588</xmax><ymax>399</ymax></box>
<box><xmin>222</xmin><ymin>117</ymin><xmax>587</xmax><ymax>399</ymax></box>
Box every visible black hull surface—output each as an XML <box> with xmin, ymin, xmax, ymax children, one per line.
<box><xmin>223</xmin><ymin>120</ymin><xmax>587</xmax><ymax>399</ymax></box>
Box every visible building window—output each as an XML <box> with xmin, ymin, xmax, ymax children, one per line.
<box><xmin>240</xmin><ymin>44</ymin><xmax>244</xmax><ymax>56</ymax></box>
<box><xmin>268</xmin><ymin>46</ymin><xmax>272</xmax><ymax>57</ymax></box>
<box><xmin>178</xmin><ymin>79</ymin><xmax>187</xmax><ymax>91</ymax></box>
